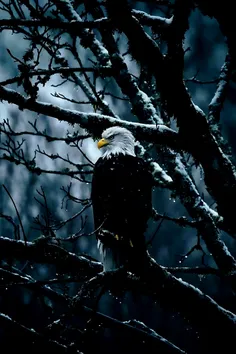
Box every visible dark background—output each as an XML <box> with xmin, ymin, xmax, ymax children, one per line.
<box><xmin>0</xmin><ymin>1</ymin><xmax>235</xmax><ymax>353</ymax></box>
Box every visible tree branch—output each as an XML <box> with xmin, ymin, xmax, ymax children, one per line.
<box><xmin>0</xmin><ymin>85</ymin><xmax>178</xmax><ymax>146</ymax></box>
<box><xmin>195</xmin><ymin>0</ymin><xmax>236</xmax><ymax>68</ymax></box>
<box><xmin>0</xmin><ymin>313</ymin><xmax>75</xmax><ymax>353</ymax></box>
<box><xmin>51</xmin><ymin>0</ymin><xmax>110</xmax><ymax>67</ymax></box>
<box><xmin>0</xmin><ymin>236</ymin><xmax>102</xmax><ymax>276</ymax></box>
<box><xmin>74</xmin><ymin>260</ymin><xmax>236</xmax><ymax>352</ymax></box>
<box><xmin>104</xmin><ymin>0</ymin><xmax>236</xmax><ymax>234</ymax></box>
<box><xmin>0</xmin><ymin>17</ymin><xmax>110</xmax><ymax>31</ymax></box>
<box><xmin>164</xmin><ymin>266</ymin><xmax>219</xmax><ymax>275</ymax></box>
<box><xmin>208</xmin><ymin>54</ymin><xmax>232</xmax><ymax>148</ymax></box>
<box><xmin>132</xmin><ymin>9</ymin><xmax>173</xmax><ymax>30</ymax></box>
<box><xmin>0</xmin><ymin>265</ymin><xmax>186</xmax><ymax>354</ymax></box>
<box><xmin>0</xmin><ymin>66</ymin><xmax>112</xmax><ymax>87</ymax></box>
<box><xmin>85</xmin><ymin>0</ymin><xmax>162</xmax><ymax>125</ymax></box>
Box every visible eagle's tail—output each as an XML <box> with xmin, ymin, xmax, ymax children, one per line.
<box><xmin>97</xmin><ymin>240</ymin><xmax>125</xmax><ymax>271</ymax></box>
<box><xmin>97</xmin><ymin>238</ymin><xmax>148</xmax><ymax>272</ymax></box>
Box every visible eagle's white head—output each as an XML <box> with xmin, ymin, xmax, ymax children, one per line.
<box><xmin>97</xmin><ymin>126</ymin><xmax>136</xmax><ymax>158</ymax></box>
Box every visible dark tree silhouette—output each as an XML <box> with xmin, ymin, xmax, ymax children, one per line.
<box><xmin>0</xmin><ymin>1</ymin><xmax>236</xmax><ymax>353</ymax></box>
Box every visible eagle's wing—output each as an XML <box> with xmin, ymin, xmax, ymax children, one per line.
<box><xmin>91</xmin><ymin>155</ymin><xmax>152</xmax><ymax>247</ymax></box>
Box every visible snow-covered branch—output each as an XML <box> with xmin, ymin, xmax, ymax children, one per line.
<box><xmin>208</xmin><ymin>54</ymin><xmax>232</xmax><ymax>124</ymax></box>
<box><xmin>74</xmin><ymin>259</ymin><xmax>236</xmax><ymax>352</ymax></box>
<box><xmin>152</xmin><ymin>206</ymin><xmax>234</xmax><ymax>238</ymax></box>
<box><xmin>0</xmin><ymin>17</ymin><xmax>109</xmax><ymax>30</ymax></box>
<box><xmin>0</xmin><ymin>236</ymin><xmax>102</xmax><ymax>276</ymax></box>
<box><xmin>105</xmin><ymin>0</ymin><xmax>236</xmax><ymax>234</ymax></box>
<box><xmin>0</xmin><ymin>259</ymin><xmax>184</xmax><ymax>354</ymax></box>
<box><xmin>169</xmin><ymin>154</ymin><xmax>236</xmax><ymax>277</ymax></box>
<box><xmin>1</xmin><ymin>0</ymin><xmax>236</xmax><ymax>352</ymax></box>
<box><xmin>52</xmin><ymin>0</ymin><xmax>110</xmax><ymax>67</ymax></box>
<box><xmin>164</xmin><ymin>266</ymin><xmax>219</xmax><ymax>275</ymax></box>
<box><xmin>208</xmin><ymin>54</ymin><xmax>232</xmax><ymax>151</ymax></box>
<box><xmin>84</xmin><ymin>0</ymin><xmax>162</xmax><ymax>125</ymax></box>
<box><xmin>0</xmin><ymin>313</ymin><xmax>72</xmax><ymax>353</ymax></box>
<box><xmin>132</xmin><ymin>9</ymin><xmax>173</xmax><ymax>29</ymax></box>
<box><xmin>0</xmin><ymin>86</ymin><xmax>177</xmax><ymax>146</ymax></box>
<box><xmin>0</xmin><ymin>66</ymin><xmax>112</xmax><ymax>87</ymax></box>
<box><xmin>86</xmin><ymin>0</ymin><xmax>236</xmax><ymax>278</ymax></box>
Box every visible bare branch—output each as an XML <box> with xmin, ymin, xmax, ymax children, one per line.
<box><xmin>0</xmin><ymin>213</ymin><xmax>20</xmax><ymax>240</ymax></box>
<box><xmin>152</xmin><ymin>208</ymin><xmax>196</xmax><ymax>227</ymax></box>
<box><xmin>2</xmin><ymin>184</ymin><xmax>27</xmax><ymax>242</ymax></box>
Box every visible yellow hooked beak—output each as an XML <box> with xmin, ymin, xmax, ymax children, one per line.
<box><xmin>97</xmin><ymin>138</ymin><xmax>109</xmax><ymax>149</ymax></box>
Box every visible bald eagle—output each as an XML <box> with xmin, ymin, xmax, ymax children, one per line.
<box><xmin>91</xmin><ymin>126</ymin><xmax>152</xmax><ymax>271</ymax></box>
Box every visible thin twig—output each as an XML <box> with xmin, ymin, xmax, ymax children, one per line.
<box><xmin>2</xmin><ymin>184</ymin><xmax>27</xmax><ymax>243</ymax></box>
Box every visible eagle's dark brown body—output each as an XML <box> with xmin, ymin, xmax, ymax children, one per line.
<box><xmin>91</xmin><ymin>153</ymin><xmax>152</xmax><ymax>270</ymax></box>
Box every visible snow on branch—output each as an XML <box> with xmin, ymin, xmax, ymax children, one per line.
<box><xmin>0</xmin><ymin>11</ymin><xmax>172</xmax><ymax>34</ymax></box>
<box><xmin>123</xmin><ymin>319</ymin><xmax>186</xmax><ymax>354</ymax></box>
<box><xmin>74</xmin><ymin>259</ymin><xmax>236</xmax><ymax>351</ymax></box>
<box><xmin>6</xmin><ymin>3</ymin><xmax>115</xmax><ymax>118</ymax></box>
<box><xmin>0</xmin><ymin>313</ymin><xmax>73</xmax><ymax>353</ymax></box>
<box><xmin>171</xmin><ymin>154</ymin><xmax>236</xmax><ymax>277</ymax></box>
<box><xmin>0</xmin><ymin>17</ymin><xmax>110</xmax><ymax>31</ymax></box>
<box><xmin>105</xmin><ymin>0</ymin><xmax>164</xmax><ymax>74</ymax></box>
<box><xmin>0</xmin><ymin>66</ymin><xmax>112</xmax><ymax>87</ymax></box>
<box><xmin>132</xmin><ymin>9</ymin><xmax>173</xmax><ymax>29</ymax></box>
<box><xmin>0</xmin><ymin>266</ymin><xmax>71</xmax><ymax>303</ymax></box>
<box><xmin>0</xmin><ymin>234</ymin><xmax>234</xmax><ymax>351</ymax></box>
<box><xmin>0</xmin><ymin>85</ymin><xmax>177</xmax><ymax>187</ymax></box>
<box><xmin>150</xmin><ymin>161</ymin><xmax>173</xmax><ymax>187</ymax></box>
<box><xmin>208</xmin><ymin>54</ymin><xmax>232</xmax><ymax>150</ymax></box>
<box><xmin>105</xmin><ymin>0</ymin><xmax>236</xmax><ymax>235</ymax></box>
<box><xmin>208</xmin><ymin>54</ymin><xmax>232</xmax><ymax>123</ymax></box>
<box><xmin>164</xmin><ymin>266</ymin><xmax>219</xmax><ymax>276</ymax></box>
<box><xmin>0</xmin><ymin>236</ymin><xmax>102</xmax><ymax>276</ymax></box>
<box><xmin>0</xmin><ymin>86</ymin><xmax>177</xmax><ymax>146</ymax></box>
<box><xmin>152</xmin><ymin>206</ymin><xmax>233</xmax><ymax>237</ymax></box>
<box><xmin>83</xmin><ymin>0</ymin><xmax>236</xmax><ymax>280</ymax></box>
<box><xmin>52</xmin><ymin>0</ymin><xmax>110</xmax><ymax>67</ymax></box>
<box><xmin>85</xmin><ymin>0</ymin><xmax>236</xmax><ymax>275</ymax></box>
<box><xmin>150</xmin><ymin>145</ymin><xmax>236</xmax><ymax>282</ymax></box>
<box><xmin>77</xmin><ymin>294</ymin><xmax>187</xmax><ymax>354</ymax></box>
<box><xmin>84</xmin><ymin>0</ymin><xmax>162</xmax><ymax>125</ymax></box>
<box><xmin>0</xmin><ymin>263</ymin><xmax>185</xmax><ymax>353</ymax></box>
